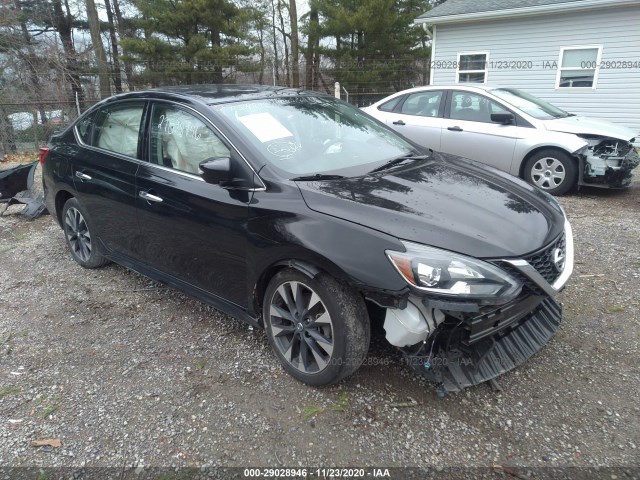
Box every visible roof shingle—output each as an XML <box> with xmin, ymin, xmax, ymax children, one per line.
<box><xmin>417</xmin><ymin>0</ymin><xmax>596</xmax><ymax>20</ymax></box>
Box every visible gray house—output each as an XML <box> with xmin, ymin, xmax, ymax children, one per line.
<box><xmin>415</xmin><ymin>0</ymin><xmax>640</xmax><ymax>133</ymax></box>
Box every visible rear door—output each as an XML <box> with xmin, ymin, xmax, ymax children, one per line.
<box><xmin>135</xmin><ymin>102</ymin><xmax>254</xmax><ymax>307</ymax></box>
<box><xmin>440</xmin><ymin>91</ymin><xmax>518</xmax><ymax>172</ymax></box>
<box><xmin>378</xmin><ymin>90</ymin><xmax>445</xmax><ymax>150</ymax></box>
<box><xmin>71</xmin><ymin>101</ymin><xmax>146</xmax><ymax>257</ymax></box>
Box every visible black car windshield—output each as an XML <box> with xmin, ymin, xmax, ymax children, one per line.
<box><xmin>214</xmin><ymin>96</ymin><xmax>417</xmax><ymax>177</ymax></box>
<box><xmin>490</xmin><ymin>88</ymin><xmax>570</xmax><ymax>120</ymax></box>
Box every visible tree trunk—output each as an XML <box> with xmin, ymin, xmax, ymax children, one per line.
<box><xmin>288</xmin><ymin>0</ymin><xmax>299</xmax><ymax>87</ymax></box>
<box><xmin>13</xmin><ymin>0</ymin><xmax>48</xmax><ymax>124</ymax></box>
<box><xmin>51</xmin><ymin>0</ymin><xmax>85</xmax><ymax>109</ymax></box>
<box><xmin>211</xmin><ymin>30</ymin><xmax>223</xmax><ymax>83</ymax></box>
<box><xmin>111</xmin><ymin>0</ymin><xmax>134</xmax><ymax>89</ymax></box>
<box><xmin>271</xmin><ymin>0</ymin><xmax>280</xmax><ymax>84</ymax></box>
<box><xmin>258</xmin><ymin>28</ymin><xmax>265</xmax><ymax>84</ymax></box>
<box><xmin>85</xmin><ymin>0</ymin><xmax>111</xmax><ymax>99</ymax></box>
<box><xmin>0</xmin><ymin>107</ymin><xmax>18</xmax><ymax>154</ymax></box>
<box><xmin>103</xmin><ymin>0</ymin><xmax>122</xmax><ymax>93</ymax></box>
<box><xmin>277</xmin><ymin>0</ymin><xmax>289</xmax><ymax>86</ymax></box>
<box><xmin>304</xmin><ymin>3</ymin><xmax>318</xmax><ymax>90</ymax></box>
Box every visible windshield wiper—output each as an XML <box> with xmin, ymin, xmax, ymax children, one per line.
<box><xmin>290</xmin><ymin>173</ymin><xmax>346</xmax><ymax>181</ymax></box>
<box><xmin>369</xmin><ymin>154</ymin><xmax>430</xmax><ymax>174</ymax></box>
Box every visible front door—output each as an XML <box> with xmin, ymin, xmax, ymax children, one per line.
<box><xmin>440</xmin><ymin>91</ymin><xmax>519</xmax><ymax>173</ymax></box>
<box><xmin>135</xmin><ymin>103</ymin><xmax>252</xmax><ymax>307</ymax></box>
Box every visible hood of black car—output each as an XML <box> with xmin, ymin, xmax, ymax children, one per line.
<box><xmin>296</xmin><ymin>153</ymin><xmax>565</xmax><ymax>258</ymax></box>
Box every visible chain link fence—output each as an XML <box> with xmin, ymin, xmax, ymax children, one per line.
<box><xmin>1</xmin><ymin>59</ymin><xmax>428</xmax><ymax>155</ymax></box>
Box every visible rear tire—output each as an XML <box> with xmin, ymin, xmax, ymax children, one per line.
<box><xmin>61</xmin><ymin>198</ymin><xmax>109</xmax><ymax>268</ymax></box>
<box><xmin>524</xmin><ymin>149</ymin><xmax>577</xmax><ymax>196</ymax></box>
<box><xmin>263</xmin><ymin>268</ymin><xmax>370</xmax><ymax>386</ymax></box>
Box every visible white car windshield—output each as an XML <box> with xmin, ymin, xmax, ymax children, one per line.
<box><xmin>491</xmin><ymin>88</ymin><xmax>570</xmax><ymax>120</ymax></box>
<box><xmin>214</xmin><ymin>96</ymin><xmax>417</xmax><ymax>178</ymax></box>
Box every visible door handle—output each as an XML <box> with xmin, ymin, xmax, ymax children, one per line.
<box><xmin>139</xmin><ymin>191</ymin><xmax>163</xmax><ymax>203</ymax></box>
<box><xmin>447</xmin><ymin>126</ymin><xmax>463</xmax><ymax>132</ymax></box>
<box><xmin>392</xmin><ymin>120</ymin><xmax>406</xmax><ymax>126</ymax></box>
<box><xmin>75</xmin><ymin>171</ymin><xmax>92</xmax><ymax>181</ymax></box>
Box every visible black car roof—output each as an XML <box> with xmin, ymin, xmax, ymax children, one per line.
<box><xmin>129</xmin><ymin>84</ymin><xmax>324</xmax><ymax>105</ymax></box>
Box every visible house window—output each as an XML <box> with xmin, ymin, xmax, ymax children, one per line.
<box><xmin>456</xmin><ymin>52</ymin><xmax>488</xmax><ymax>83</ymax></box>
<box><xmin>556</xmin><ymin>46</ymin><xmax>602</xmax><ymax>89</ymax></box>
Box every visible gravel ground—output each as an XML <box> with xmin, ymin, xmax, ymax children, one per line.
<box><xmin>0</xmin><ymin>160</ymin><xmax>639</xmax><ymax>478</ymax></box>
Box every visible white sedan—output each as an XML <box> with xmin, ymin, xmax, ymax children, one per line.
<box><xmin>362</xmin><ymin>85</ymin><xmax>639</xmax><ymax>195</ymax></box>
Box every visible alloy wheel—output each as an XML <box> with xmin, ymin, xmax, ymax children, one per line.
<box><xmin>65</xmin><ymin>207</ymin><xmax>92</xmax><ymax>262</ymax></box>
<box><xmin>268</xmin><ymin>280</ymin><xmax>334</xmax><ymax>374</ymax></box>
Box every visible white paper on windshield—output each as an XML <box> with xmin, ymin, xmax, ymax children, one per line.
<box><xmin>237</xmin><ymin>113</ymin><xmax>293</xmax><ymax>143</ymax></box>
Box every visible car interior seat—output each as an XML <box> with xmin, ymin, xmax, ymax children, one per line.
<box><xmin>455</xmin><ymin>95</ymin><xmax>480</xmax><ymax>121</ymax></box>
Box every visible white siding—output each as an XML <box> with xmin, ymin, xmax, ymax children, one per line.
<box><xmin>431</xmin><ymin>5</ymin><xmax>640</xmax><ymax>134</ymax></box>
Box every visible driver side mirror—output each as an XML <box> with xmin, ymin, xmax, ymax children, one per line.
<box><xmin>490</xmin><ymin>112</ymin><xmax>515</xmax><ymax>125</ymax></box>
<box><xmin>199</xmin><ymin>157</ymin><xmax>230</xmax><ymax>185</ymax></box>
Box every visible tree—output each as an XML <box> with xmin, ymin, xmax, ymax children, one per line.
<box><xmin>302</xmin><ymin>0</ymin><xmax>320</xmax><ymax>90</ymax></box>
<box><xmin>122</xmin><ymin>0</ymin><xmax>253</xmax><ymax>85</ymax></box>
<box><xmin>50</xmin><ymin>0</ymin><xmax>86</xmax><ymax>107</ymax></box>
<box><xmin>288</xmin><ymin>0</ymin><xmax>299</xmax><ymax>87</ymax></box>
<box><xmin>103</xmin><ymin>0</ymin><xmax>123</xmax><ymax>92</ymax></box>
<box><xmin>311</xmin><ymin>0</ymin><xmax>430</xmax><ymax>99</ymax></box>
<box><xmin>111</xmin><ymin>0</ymin><xmax>135</xmax><ymax>89</ymax></box>
<box><xmin>85</xmin><ymin>0</ymin><xmax>111</xmax><ymax>98</ymax></box>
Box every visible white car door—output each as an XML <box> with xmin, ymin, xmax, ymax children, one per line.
<box><xmin>369</xmin><ymin>91</ymin><xmax>444</xmax><ymax>151</ymax></box>
<box><xmin>440</xmin><ymin>91</ymin><xmax>520</xmax><ymax>173</ymax></box>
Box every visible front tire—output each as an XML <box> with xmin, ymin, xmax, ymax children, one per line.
<box><xmin>61</xmin><ymin>198</ymin><xmax>109</xmax><ymax>268</ymax></box>
<box><xmin>263</xmin><ymin>269</ymin><xmax>370</xmax><ymax>386</ymax></box>
<box><xmin>524</xmin><ymin>149</ymin><xmax>577</xmax><ymax>195</ymax></box>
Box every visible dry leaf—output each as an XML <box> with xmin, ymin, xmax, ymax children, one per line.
<box><xmin>31</xmin><ymin>438</ymin><xmax>62</xmax><ymax>448</ymax></box>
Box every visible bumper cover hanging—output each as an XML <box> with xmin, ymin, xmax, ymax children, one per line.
<box><xmin>420</xmin><ymin>297</ymin><xmax>562</xmax><ymax>392</ymax></box>
<box><xmin>0</xmin><ymin>161</ymin><xmax>47</xmax><ymax>218</ymax></box>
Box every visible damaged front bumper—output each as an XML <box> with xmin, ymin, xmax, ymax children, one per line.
<box><xmin>579</xmin><ymin>138</ymin><xmax>640</xmax><ymax>188</ymax></box>
<box><xmin>385</xmin><ymin>218</ymin><xmax>573</xmax><ymax>393</ymax></box>
<box><xmin>409</xmin><ymin>295</ymin><xmax>561</xmax><ymax>392</ymax></box>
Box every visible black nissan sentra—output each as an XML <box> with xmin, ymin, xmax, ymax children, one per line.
<box><xmin>42</xmin><ymin>85</ymin><xmax>573</xmax><ymax>392</ymax></box>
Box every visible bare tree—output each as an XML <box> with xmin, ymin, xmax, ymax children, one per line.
<box><xmin>103</xmin><ymin>0</ymin><xmax>123</xmax><ymax>92</ymax></box>
<box><xmin>276</xmin><ymin>0</ymin><xmax>289</xmax><ymax>85</ymax></box>
<box><xmin>288</xmin><ymin>0</ymin><xmax>299</xmax><ymax>87</ymax></box>
<box><xmin>51</xmin><ymin>0</ymin><xmax>85</xmax><ymax>108</ymax></box>
<box><xmin>85</xmin><ymin>0</ymin><xmax>111</xmax><ymax>98</ymax></box>
<box><xmin>270</xmin><ymin>0</ymin><xmax>280</xmax><ymax>84</ymax></box>
<box><xmin>304</xmin><ymin>1</ymin><xmax>319</xmax><ymax>90</ymax></box>
<box><xmin>111</xmin><ymin>0</ymin><xmax>134</xmax><ymax>88</ymax></box>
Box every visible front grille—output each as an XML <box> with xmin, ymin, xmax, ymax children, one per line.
<box><xmin>523</xmin><ymin>233</ymin><xmax>565</xmax><ymax>284</ymax></box>
<box><xmin>492</xmin><ymin>233</ymin><xmax>566</xmax><ymax>296</ymax></box>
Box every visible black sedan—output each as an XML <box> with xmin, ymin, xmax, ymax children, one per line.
<box><xmin>42</xmin><ymin>85</ymin><xmax>573</xmax><ymax>392</ymax></box>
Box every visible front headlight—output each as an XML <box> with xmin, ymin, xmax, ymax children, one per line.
<box><xmin>386</xmin><ymin>242</ymin><xmax>522</xmax><ymax>302</ymax></box>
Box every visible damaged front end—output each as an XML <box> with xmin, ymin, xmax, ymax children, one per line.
<box><xmin>383</xmin><ymin>218</ymin><xmax>574</xmax><ymax>393</ymax></box>
<box><xmin>578</xmin><ymin>135</ymin><xmax>640</xmax><ymax>188</ymax></box>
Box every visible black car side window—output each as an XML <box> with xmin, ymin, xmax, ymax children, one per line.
<box><xmin>149</xmin><ymin>105</ymin><xmax>230</xmax><ymax>175</ymax></box>
<box><xmin>93</xmin><ymin>104</ymin><xmax>144</xmax><ymax>158</ymax></box>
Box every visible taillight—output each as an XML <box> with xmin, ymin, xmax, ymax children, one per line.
<box><xmin>39</xmin><ymin>147</ymin><xmax>50</xmax><ymax>165</ymax></box>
